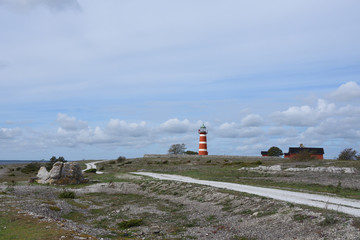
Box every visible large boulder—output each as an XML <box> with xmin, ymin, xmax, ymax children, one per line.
<box><xmin>36</xmin><ymin>166</ymin><xmax>50</xmax><ymax>184</ymax></box>
<box><xmin>35</xmin><ymin>162</ymin><xmax>89</xmax><ymax>185</ymax></box>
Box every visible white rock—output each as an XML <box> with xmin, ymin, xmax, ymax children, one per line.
<box><xmin>36</xmin><ymin>167</ymin><xmax>50</xmax><ymax>184</ymax></box>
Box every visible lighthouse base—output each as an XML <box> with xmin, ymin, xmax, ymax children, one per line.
<box><xmin>199</xmin><ymin>151</ymin><xmax>208</xmax><ymax>155</ymax></box>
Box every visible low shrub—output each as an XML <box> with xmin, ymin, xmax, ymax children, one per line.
<box><xmin>293</xmin><ymin>213</ymin><xmax>309</xmax><ymax>222</ymax></box>
<box><xmin>58</xmin><ymin>190</ymin><xmax>76</xmax><ymax>199</ymax></box>
<box><xmin>320</xmin><ymin>214</ymin><xmax>338</xmax><ymax>226</ymax></box>
<box><xmin>118</xmin><ymin>219</ymin><xmax>143</xmax><ymax>229</ymax></box>
<box><xmin>116</xmin><ymin>156</ymin><xmax>126</xmax><ymax>163</ymax></box>
<box><xmin>48</xmin><ymin>206</ymin><xmax>61</xmax><ymax>211</ymax></box>
<box><xmin>21</xmin><ymin>162</ymin><xmax>41</xmax><ymax>174</ymax></box>
<box><xmin>84</xmin><ymin>168</ymin><xmax>97</xmax><ymax>173</ymax></box>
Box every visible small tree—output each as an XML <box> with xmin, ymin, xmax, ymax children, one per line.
<box><xmin>338</xmin><ymin>148</ymin><xmax>358</xmax><ymax>160</ymax></box>
<box><xmin>267</xmin><ymin>146</ymin><xmax>283</xmax><ymax>157</ymax></box>
<box><xmin>168</xmin><ymin>143</ymin><xmax>186</xmax><ymax>155</ymax></box>
<box><xmin>46</xmin><ymin>156</ymin><xmax>67</xmax><ymax>171</ymax></box>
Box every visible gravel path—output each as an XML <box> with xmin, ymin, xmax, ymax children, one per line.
<box><xmin>82</xmin><ymin>161</ymin><xmax>104</xmax><ymax>174</ymax></box>
<box><xmin>132</xmin><ymin>172</ymin><xmax>360</xmax><ymax>217</ymax></box>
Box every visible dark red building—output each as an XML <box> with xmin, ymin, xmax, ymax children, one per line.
<box><xmin>261</xmin><ymin>151</ymin><xmax>268</xmax><ymax>157</ymax></box>
<box><xmin>284</xmin><ymin>146</ymin><xmax>324</xmax><ymax>159</ymax></box>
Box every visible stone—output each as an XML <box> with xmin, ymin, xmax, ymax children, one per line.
<box><xmin>150</xmin><ymin>225</ymin><xmax>161</xmax><ymax>234</ymax></box>
<box><xmin>36</xmin><ymin>167</ymin><xmax>50</xmax><ymax>184</ymax></box>
<box><xmin>35</xmin><ymin>162</ymin><xmax>89</xmax><ymax>185</ymax></box>
<box><xmin>49</xmin><ymin>162</ymin><xmax>63</xmax><ymax>179</ymax></box>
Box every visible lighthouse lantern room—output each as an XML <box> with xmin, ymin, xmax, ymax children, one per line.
<box><xmin>198</xmin><ymin>123</ymin><xmax>208</xmax><ymax>155</ymax></box>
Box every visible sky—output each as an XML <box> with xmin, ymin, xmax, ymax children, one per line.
<box><xmin>1</xmin><ymin>0</ymin><xmax>360</xmax><ymax>160</ymax></box>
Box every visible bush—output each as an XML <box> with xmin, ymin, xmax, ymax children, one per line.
<box><xmin>267</xmin><ymin>146</ymin><xmax>283</xmax><ymax>157</ymax></box>
<box><xmin>58</xmin><ymin>190</ymin><xmax>76</xmax><ymax>199</ymax></box>
<box><xmin>320</xmin><ymin>214</ymin><xmax>338</xmax><ymax>226</ymax></box>
<box><xmin>84</xmin><ymin>168</ymin><xmax>97</xmax><ymax>173</ymax></box>
<box><xmin>338</xmin><ymin>148</ymin><xmax>358</xmax><ymax>160</ymax></box>
<box><xmin>116</xmin><ymin>156</ymin><xmax>126</xmax><ymax>163</ymax></box>
<box><xmin>48</xmin><ymin>206</ymin><xmax>61</xmax><ymax>211</ymax></box>
<box><xmin>46</xmin><ymin>156</ymin><xmax>67</xmax><ymax>171</ymax></box>
<box><xmin>21</xmin><ymin>162</ymin><xmax>41</xmax><ymax>174</ymax></box>
<box><xmin>118</xmin><ymin>219</ymin><xmax>143</xmax><ymax>229</ymax></box>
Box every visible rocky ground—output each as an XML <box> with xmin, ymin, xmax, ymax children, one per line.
<box><xmin>1</xmin><ymin>159</ymin><xmax>360</xmax><ymax>239</ymax></box>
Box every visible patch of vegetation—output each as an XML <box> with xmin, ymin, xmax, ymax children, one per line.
<box><xmin>117</xmin><ymin>219</ymin><xmax>143</xmax><ymax>229</ymax></box>
<box><xmin>58</xmin><ymin>190</ymin><xmax>76</xmax><ymax>199</ymax></box>
<box><xmin>320</xmin><ymin>214</ymin><xmax>338</xmax><ymax>226</ymax></box>
<box><xmin>46</xmin><ymin>156</ymin><xmax>66</xmax><ymax>171</ymax></box>
<box><xmin>42</xmin><ymin>200</ymin><xmax>56</xmax><ymax>205</ymax></box>
<box><xmin>21</xmin><ymin>162</ymin><xmax>41</xmax><ymax>174</ymax></box>
<box><xmin>0</xmin><ymin>210</ymin><xmax>74</xmax><ymax>239</ymax></box>
<box><xmin>116</xmin><ymin>156</ymin><xmax>126</xmax><ymax>163</ymax></box>
<box><xmin>62</xmin><ymin>210</ymin><xmax>85</xmax><ymax>221</ymax></box>
<box><xmin>241</xmin><ymin>209</ymin><xmax>253</xmax><ymax>215</ymax></box>
<box><xmin>352</xmin><ymin>219</ymin><xmax>360</xmax><ymax>229</ymax></box>
<box><xmin>206</xmin><ymin>215</ymin><xmax>217</xmax><ymax>222</ymax></box>
<box><xmin>232</xmin><ymin>236</ymin><xmax>256</xmax><ymax>240</ymax></box>
<box><xmin>293</xmin><ymin>213</ymin><xmax>309</xmax><ymax>222</ymax></box>
<box><xmin>84</xmin><ymin>168</ymin><xmax>97</xmax><ymax>173</ymax></box>
<box><xmin>48</xmin><ymin>206</ymin><xmax>61</xmax><ymax>211</ymax></box>
<box><xmin>66</xmin><ymin>199</ymin><xmax>89</xmax><ymax>209</ymax></box>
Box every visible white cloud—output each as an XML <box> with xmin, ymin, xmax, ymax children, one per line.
<box><xmin>217</xmin><ymin>122</ymin><xmax>240</xmax><ymax>138</ymax></box>
<box><xmin>0</xmin><ymin>127</ymin><xmax>21</xmax><ymax>139</ymax></box>
<box><xmin>0</xmin><ymin>0</ymin><xmax>80</xmax><ymax>12</ymax></box>
<box><xmin>106</xmin><ymin>119</ymin><xmax>147</xmax><ymax>137</ymax></box>
<box><xmin>216</xmin><ymin>122</ymin><xmax>263</xmax><ymax>138</ymax></box>
<box><xmin>330</xmin><ymin>81</ymin><xmax>360</xmax><ymax>101</ymax></box>
<box><xmin>271</xmin><ymin>99</ymin><xmax>335</xmax><ymax>126</ymax></box>
<box><xmin>159</xmin><ymin>118</ymin><xmax>193</xmax><ymax>134</ymax></box>
<box><xmin>241</xmin><ymin>114</ymin><xmax>263</xmax><ymax>127</ymax></box>
<box><xmin>57</xmin><ymin>113</ymin><xmax>88</xmax><ymax>131</ymax></box>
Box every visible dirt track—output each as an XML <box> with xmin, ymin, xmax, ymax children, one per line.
<box><xmin>133</xmin><ymin>172</ymin><xmax>360</xmax><ymax>217</ymax></box>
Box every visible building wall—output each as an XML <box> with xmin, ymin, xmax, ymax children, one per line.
<box><xmin>284</xmin><ymin>154</ymin><xmax>323</xmax><ymax>159</ymax></box>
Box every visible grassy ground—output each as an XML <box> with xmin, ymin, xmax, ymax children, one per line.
<box><xmin>92</xmin><ymin>157</ymin><xmax>360</xmax><ymax>199</ymax></box>
<box><xmin>1</xmin><ymin>156</ymin><xmax>360</xmax><ymax>239</ymax></box>
<box><xmin>0</xmin><ymin>207</ymin><xmax>91</xmax><ymax>240</ymax></box>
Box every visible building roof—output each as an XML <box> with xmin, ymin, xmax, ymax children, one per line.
<box><xmin>261</xmin><ymin>151</ymin><xmax>268</xmax><ymax>155</ymax></box>
<box><xmin>287</xmin><ymin>147</ymin><xmax>324</xmax><ymax>155</ymax></box>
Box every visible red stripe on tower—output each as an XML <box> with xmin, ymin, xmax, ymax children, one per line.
<box><xmin>198</xmin><ymin>124</ymin><xmax>208</xmax><ymax>155</ymax></box>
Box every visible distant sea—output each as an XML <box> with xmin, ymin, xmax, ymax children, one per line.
<box><xmin>0</xmin><ymin>160</ymin><xmax>49</xmax><ymax>165</ymax></box>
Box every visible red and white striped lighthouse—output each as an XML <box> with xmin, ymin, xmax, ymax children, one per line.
<box><xmin>198</xmin><ymin>123</ymin><xmax>208</xmax><ymax>155</ymax></box>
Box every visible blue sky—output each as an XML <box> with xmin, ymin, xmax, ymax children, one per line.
<box><xmin>1</xmin><ymin>0</ymin><xmax>360</xmax><ymax>160</ymax></box>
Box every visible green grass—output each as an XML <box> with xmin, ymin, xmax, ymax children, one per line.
<box><xmin>66</xmin><ymin>199</ymin><xmax>89</xmax><ymax>209</ymax></box>
<box><xmin>62</xmin><ymin>210</ymin><xmax>85</xmax><ymax>221</ymax></box>
<box><xmin>117</xmin><ymin>219</ymin><xmax>143</xmax><ymax>229</ymax></box>
<box><xmin>48</xmin><ymin>206</ymin><xmax>61</xmax><ymax>211</ymax></box>
<box><xmin>58</xmin><ymin>190</ymin><xmax>76</xmax><ymax>199</ymax></box>
<box><xmin>0</xmin><ymin>210</ymin><xmax>77</xmax><ymax>239</ymax></box>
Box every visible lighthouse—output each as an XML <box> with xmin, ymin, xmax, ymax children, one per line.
<box><xmin>198</xmin><ymin>123</ymin><xmax>208</xmax><ymax>155</ymax></box>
